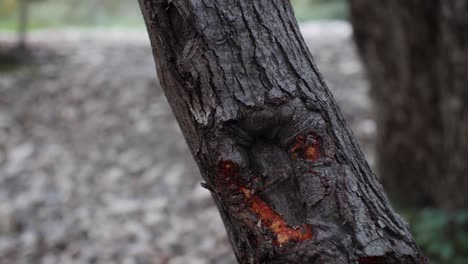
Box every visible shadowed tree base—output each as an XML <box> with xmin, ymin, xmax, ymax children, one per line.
<box><xmin>138</xmin><ymin>0</ymin><xmax>427</xmax><ymax>263</ymax></box>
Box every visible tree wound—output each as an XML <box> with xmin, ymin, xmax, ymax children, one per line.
<box><xmin>213</xmin><ymin>105</ymin><xmax>336</xmax><ymax>249</ymax></box>
<box><xmin>216</xmin><ymin>158</ymin><xmax>312</xmax><ymax>247</ymax></box>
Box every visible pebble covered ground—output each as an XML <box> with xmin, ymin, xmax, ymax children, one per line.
<box><xmin>0</xmin><ymin>22</ymin><xmax>374</xmax><ymax>264</ymax></box>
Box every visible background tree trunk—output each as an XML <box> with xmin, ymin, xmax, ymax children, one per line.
<box><xmin>138</xmin><ymin>0</ymin><xmax>426</xmax><ymax>262</ymax></box>
<box><xmin>349</xmin><ymin>0</ymin><xmax>468</xmax><ymax>209</ymax></box>
<box><xmin>18</xmin><ymin>0</ymin><xmax>29</xmax><ymax>49</ymax></box>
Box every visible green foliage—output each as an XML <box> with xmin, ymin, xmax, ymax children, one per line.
<box><xmin>0</xmin><ymin>0</ymin><xmax>49</xmax><ymax>32</ymax></box>
<box><xmin>0</xmin><ymin>0</ymin><xmax>144</xmax><ymax>31</ymax></box>
<box><xmin>0</xmin><ymin>0</ymin><xmax>45</xmax><ymax>17</ymax></box>
<box><xmin>402</xmin><ymin>209</ymin><xmax>468</xmax><ymax>264</ymax></box>
<box><xmin>0</xmin><ymin>0</ymin><xmax>348</xmax><ymax>32</ymax></box>
<box><xmin>292</xmin><ymin>0</ymin><xmax>348</xmax><ymax>21</ymax></box>
<box><xmin>0</xmin><ymin>0</ymin><xmax>17</xmax><ymax>16</ymax></box>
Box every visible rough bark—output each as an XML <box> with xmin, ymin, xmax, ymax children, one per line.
<box><xmin>350</xmin><ymin>0</ymin><xmax>468</xmax><ymax>209</ymax></box>
<box><xmin>138</xmin><ymin>0</ymin><xmax>427</xmax><ymax>263</ymax></box>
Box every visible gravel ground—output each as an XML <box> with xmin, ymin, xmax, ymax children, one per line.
<box><xmin>0</xmin><ymin>21</ymin><xmax>373</xmax><ymax>264</ymax></box>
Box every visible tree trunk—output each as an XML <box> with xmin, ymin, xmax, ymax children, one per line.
<box><xmin>349</xmin><ymin>0</ymin><xmax>468</xmax><ymax>209</ymax></box>
<box><xmin>138</xmin><ymin>0</ymin><xmax>426</xmax><ymax>262</ymax></box>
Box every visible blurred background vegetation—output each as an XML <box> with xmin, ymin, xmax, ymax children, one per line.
<box><xmin>1</xmin><ymin>0</ymin><xmax>467</xmax><ymax>263</ymax></box>
<box><xmin>0</xmin><ymin>0</ymin><xmax>144</xmax><ymax>31</ymax></box>
<box><xmin>0</xmin><ymin>0</ymin><xmax>347</xmax><ymax>32</ymax></box>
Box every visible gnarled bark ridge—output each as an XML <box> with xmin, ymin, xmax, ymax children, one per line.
<box><xmin>138</xmin><ymin>0</ymin><xmax>427</xmax><ymax>263</ymax></box>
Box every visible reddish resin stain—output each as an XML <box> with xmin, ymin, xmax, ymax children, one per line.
<box><xmin>218</xmin><ymin>160</ymin><xmax>239</xmax><ymax>178</ymax></box>
<box><xmin>215</xmin><ymin>160</ymin><xmax>245</xmax><ymax>197</ymax></box>
<box><xmin>304</xmin><ymin>145</ymin><xmax>319</xmax><ymax>160</ymax></box>
<box><xmin>241</xmin><ymin>187</ymin><xmax>312</xmax><ymax>245</ymax></box>
<box><xmin>290</xmin><ymin>132</ymin><xmax>321</xmax><ymax>161</ymax></box>
<box><xmin>216</xmin><ymin>160</ymin><xmax>313</xmax><ymax>246</ymax></box>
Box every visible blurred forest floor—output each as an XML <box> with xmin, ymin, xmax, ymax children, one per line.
<box><xmin>0</xmin><ymin>22</ymin><xmax>372</xmax><ymax>264</ymax></box>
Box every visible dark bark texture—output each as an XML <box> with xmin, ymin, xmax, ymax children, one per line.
<box><xmin>138</xmin><ymin>0</ymin><xmax>427</xmax><ymax>263</ymax></box>
<box><xmin>350</xmin><ymin>0</ymin><xmax>468</xmax><ymax>209</ymax></box>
